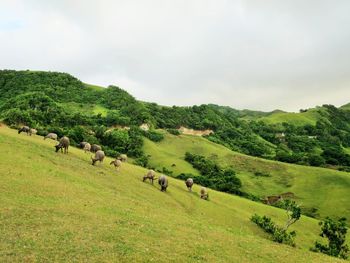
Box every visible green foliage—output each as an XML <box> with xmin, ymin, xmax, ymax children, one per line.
<box><xmin>102</xmin><ymin>129</ymin><xmax>130</xmax><ymax>153</ymax></box>
<box><xmin>184</xmin><ymin>152</ymin><xmax>242</xmax><ymax>194</ymax></box>
<box><xmin>251</xmin><ymin>200</ymin><xmax>301</xmax><ymax>247</ymax></box>
<box><xmin>254</xmin><ymin>171</ymin><xmax>271</xmax><ymax>177</ymax></box>
<box><xmin>312</xmin><ymin>217</ymin><xmax>349</xmax><ymax>259</ymax></box>
<box><xmin>166</xmin><ymin>128</ymin><xmax>180</xmax><ymax>135</ymax></box>
<box><xmin>308</xmin><ymin>154</ymin><xmax>326</xmax><ymax>167</ymax></box>
<box><xmin>160</xmin><ymin>167</ymin><xmax>173</xmax><ymax>176</ymax></box>
<box><xmin>143</xmin><ymin>130</ymin><xmax>164</xmax><ymax>142</ymax></box>
<box><xmin>127</xmin><ymin>126</ymin><xmax>144</xmax><ymax>158</ymax></box>
<box><xmin>251</xmin><ymin>214</ymin><xmax>296</xmax><ymax>246</ymax></box>
<box><xmin>279</xmin><ymin>200</ymin><xmax>301</xmax><ymax>230</ymax></box>
<box><xmin>133</xmin><ymin>154</ymin><xmax>149</xmax><ymax>168</ymax></box>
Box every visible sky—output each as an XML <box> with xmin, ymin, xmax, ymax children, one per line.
<box><xmin>1</xmin><ymin>0</ymin><xmax>350</xmax><ymax>112</ymax></box>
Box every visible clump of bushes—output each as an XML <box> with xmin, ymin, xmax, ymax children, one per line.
<box><xmin>143</xmin><ymin>130</ymin><xmax>164</xmax><ymax>142</ymax></box>
<box><xmin>251</xmin><ymin>200</ymin><xmax>301</xmax><ymax>247</ymax></box>
<box><xmin>251</xmin><ymin>214</ymin><xmax>296</xmax><ymax>246</ymax></box>
<box><xmin>184</xmin><ymin>152</ymin><xmax>242</xmax><ymax>194</ymax></box>
<box><xmin>133</xmin><ymin>154</ymin><xmax>149</xmax><ymax>168</ymax></box>
<box><xmin>167</xmin><ymin>128</ymin><xmax>180</xmax><ymax>135</ymax></box>
<box><xmin>254</xmin><ymin>171</ymin><xmax>271</xmax><ymax>177</ymax></box>
<box><xmin>311</xmin><ymin>217</ymin><xmax>349</xmax><ymax>259</ymax></box>
<box><xmin>161</xmin><ymin>167</ymin><xmax>173</xmax><ymax>176</ymax></box>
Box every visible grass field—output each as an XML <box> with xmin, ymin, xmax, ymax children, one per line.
<box><xmin>144</xmin><ymin>133</ymin><xmax>350</xmax><ymax>221</ymax></box>
<box><xmin>340</xmin><ymin>103</ymin><xmax>350</xmax><ymax>111</ymax></box>
<box><xmin>83</xmin><ymin>83</ymin><xmax>105</xmax><ymax>91</ymax></box>
<box><xmin>0</xmin><ymin>126</ymin><xmax>347</xmax><ymax>262</ymax></box>
<box><xmin>258</xmin><ymin>108</ymin><xmax>325</xmax><ymax>126</ymax></box>
<box><xmin>60</xmin><ymin>102</ymin><xmax>109</xmax><ymax>117</ymax></box>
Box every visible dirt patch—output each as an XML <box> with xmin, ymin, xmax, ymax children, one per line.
<box><xmin>178</xmin><ymin>126</ymin><xmax>214</xmax><ymax>136</ymax></box>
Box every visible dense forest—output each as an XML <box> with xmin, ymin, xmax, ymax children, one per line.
<box><xmin>1</xmin><ymin>70</ymin><xmax>350</xmax><ymax>171</ymax></box>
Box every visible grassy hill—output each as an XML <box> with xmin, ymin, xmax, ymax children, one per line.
<box><xmin>256</xmin><ymin>108</ymin><xmax>325</xmax><ymax>126</ymax></box>
<box><xmin>341</xmin><ymin>103</ymin><xmax>350</xmax><ymax>111</ymax></box>
<box><xmin>0</xmin><ymin>126</ymin><xmax>347</xmax><ymax>262</ymax></box>
<box><xmin>144</xmin><ymin>133</ymin><xmax>350</xmax><ymax>220</ymax></box>
<box><xmin>2</xmin><ymin>70</ymin><xmax>350</xmax><ymax>171</ymax></box>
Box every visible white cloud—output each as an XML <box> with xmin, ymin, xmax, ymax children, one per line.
<box><xmin>1</xmin><ymin>0</ymin><xmax>350</xmax><ymax>111</ymax></box>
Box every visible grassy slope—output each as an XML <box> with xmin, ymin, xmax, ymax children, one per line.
<box><xmin>340</xmin><ymin>103</ymin><xmax>350</xmax><ymax>111</ymax></box>
<box><xmin>59</xmin><ymin>84</ymin><xmax>108</xmax><ymax>117</ymax></box>
<box><xmin>144</xmin><ymin>134</ymin><xmax>350</xmax><ymax>220</ymax></box>
<box><xmin>258</xmin><ymin>108</ymin><xmax>323</xmax><ymax>126</ymax></box>
<box><xmin>0</xmin><ymin>126</ymin><xmax>346</xmax><ymax>262</ymax></box>
<box><xmin>60</xmin><ymin>102</ymin><xmax>109</xmax><ymax>117</ymax></box>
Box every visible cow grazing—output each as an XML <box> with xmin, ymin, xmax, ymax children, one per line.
<box><xmin>90</xmin><ymin>144</ymin><xmax>102</xmax><ymax>153</ymax></box>
<box><xmin>200</xmin><ymin>187</ymin><xmax>208</xmax><ymax>200</ymax></box>
<box><xmin>44</xmin><ymin>133</ymin><xmax>58</xmax><ymax>141</ymax></box>
<box><xmin>110</xmin><ymin>159</ymin><xmax>122</xmax><ymax>170</ymax></box>
<box><xmin>92</xmin><ymin>150</ymin><xmax>105</xmax><ymax>165</ymax></box>
<box><xmin>143</xmin><ymin>169</ymin><xmax>156</xmax><ymax>184</ymax></box>
<box><xmin>55</xmin><ymin>136</ymin><xmax>70</xmax><ymax>154</ymax></box>
<box><xmin>18</xmin><ymin>126</ymin><xmax>30</xmax><ymax>135</ymax></box>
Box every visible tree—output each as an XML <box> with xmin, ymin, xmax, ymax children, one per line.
<box><xmin>280</xmin><ymin>200</ymin><xmax>301</xmax><ymax>230</ymax></box>
<box><xmin>312</xmin><ymin>217</ymin><xmax>349</xmax><ymax>259</ymax></box>
<box><xmin>251</xmin><ymin>200</ymin><xmax>301</xmax><ymax>246</ymax></box>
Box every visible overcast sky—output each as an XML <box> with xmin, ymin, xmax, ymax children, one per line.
<box><xmin>1</xmin><ymin>0</ymin><xmax>350</xmax><ymax>111</ymax></box>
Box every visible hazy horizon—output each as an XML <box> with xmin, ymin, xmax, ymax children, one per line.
<box><xmin>1</xmin><ymin>0</ymin><xmax>350</xmax><ymax>111</ymax></box>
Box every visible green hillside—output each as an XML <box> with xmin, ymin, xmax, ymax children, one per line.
<box><xmin>144</xmin><ymin>133</ymin><xmax>350</xmax><ymax>220</ymax></box>
<box><xmin>341</xmin><ymin>103</ymin><xmax>350</xmax><ymax>111</ymax></box>
<box><xmin>2</xmin><ymin>70</ymin><xmax>350</xmax><ymax>171</ymax></box>
<box><xmin>0</xmin><ymin>126</ymin><xmax>347</xmax><ymax>262</ymax></box>
<box><xmin>257</xmin><ymin>108</ymin><xmax>324</xmax><ymax>126</ymax></box>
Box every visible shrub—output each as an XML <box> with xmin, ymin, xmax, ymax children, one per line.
<box><xmin>311</xmin><ymin>217</ymin><xmax>349</xmax><ymax>259</ymax></box>
<box><xmin>308</xmin><ymin>154</ymin><xmax>326</xmax><ymax>167</ymax></box>
<box><xmin>184</xmin><ymin>152</ymin><xmax>241</xmax><ymax>194</ymax></box>
<box><xmin>251</xmin><ymin>200</ymin><xmax>300</xmax><ymax>247</ymax></box>
<box><xmin>254</xmin><ymin>171</ymin><xmax>271</xmax><ymax>177</ymax></box>
<box><xmin>133</xmin><ymin>155</ymin><xmax>149</xmax><ymax>168</ymax></box>
<box><xmin>167</xmin><ymin>129</ymin><xmax>180</xmax><ymax>135</ymax></box>
<box><xmin>177</xmin><ymin>173</ymin><xmax>196</xmax><ymax>180</ymax></box>
<box><xmin>143</xmin><ymin>130</ymin><xmax>164</xmax><ymax>142</ymax></box>
<box><xmin>161</xmin><ymin>167</ymin><xmax>173</xmax><ymax>176</ymax></box>
<box><xmin>251</xmin><ymin>214</ymin><xmax>296</xmax><ymax>246</ymax></box>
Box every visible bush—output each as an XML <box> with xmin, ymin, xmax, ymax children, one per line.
<box><xmin>133</xmin><ymin>155</ymin><xmax>149</xmax><ymax>168</ymax></box>
<box><xmin>251</xmin><ymin>214</ymin><xmax>296</xmax><ymax>246</ymax></box>
<box><xmin>311</xmin><ymin>217</ymin><xmax>349</xmax><ymax>259</ymax></box>
<box><xmin>184</xmin><ymin>152</ymin><xmax>241</xmax><ymax>194</ymax></box>
<box><xmin>250</xmin><ymin>214</ymin><xmax>296</xmax><ymax>246</ymax></box>
<box><xmin>177</xmin><ymin>173</ymin><xmax>196</xmax><ymax>180</ymax></box>
<box><xmin>251</xmin><ymin>200</ymin><xmax>300</xmax><ymax>247</ymax></box>
<box><xmin>143</xmin><ymin>130</ymin><xmax>164</xmax><ymax>142</ymax></box>
<box><xmin>308</xmin><ymin>154</ymin><xmax>326</xmax><ymax>166</ymax></box>
<box><xmin>161</xmin><ymin>167</ymin><xmax>173</xmax><ymax>176</ymax></box>
<box><xmin>167</xmin><ymin>129</ymin><xmax>180</xmax><ymax>135</ymax></box>
<box><xmin>254</xmin><ymin>171</ymin><xmax>271</xmax><ymax>177</ymax></box>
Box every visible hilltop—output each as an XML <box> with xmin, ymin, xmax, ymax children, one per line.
<box><xmin>0</xmin><ymin>126</ymin><xmax>347</xmax><ymax>262</ymax></box>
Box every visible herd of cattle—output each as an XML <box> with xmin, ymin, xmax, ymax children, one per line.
<box><xmin>18</xmin><ymin>126</ymin><xmax>209</xmax><ymax>199</ymax></box>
